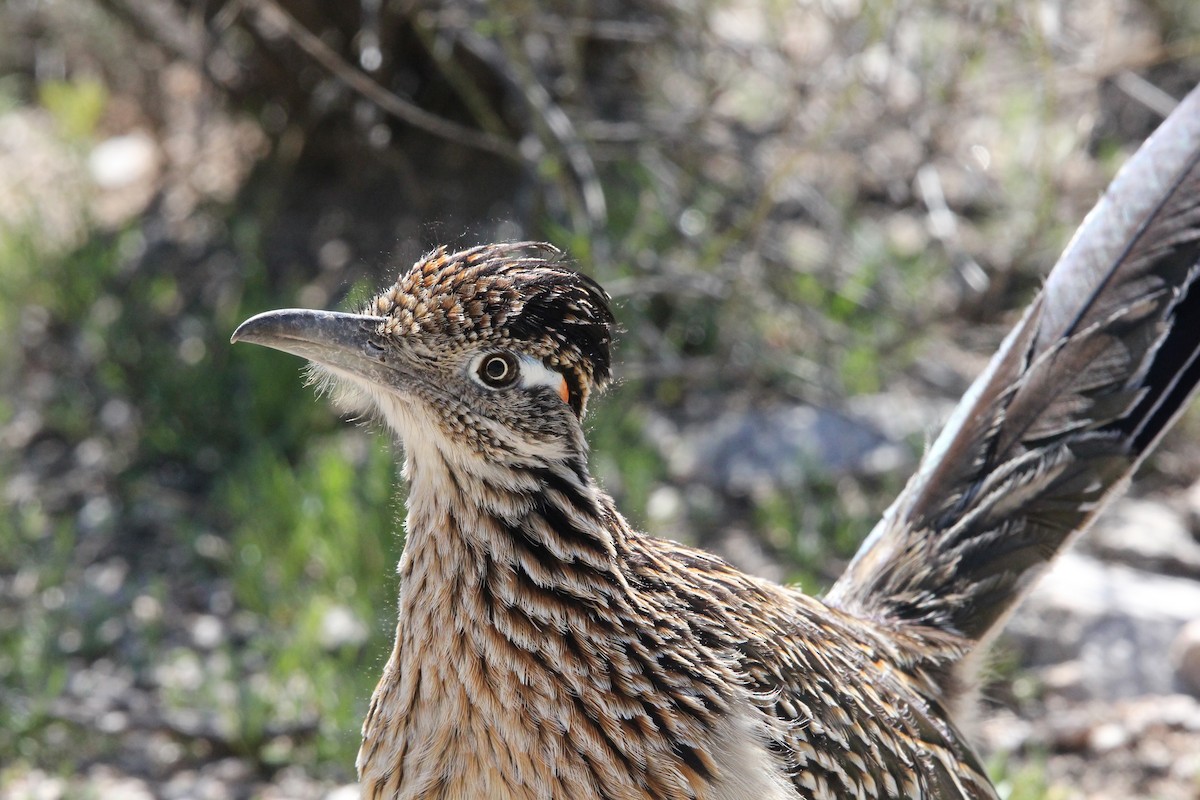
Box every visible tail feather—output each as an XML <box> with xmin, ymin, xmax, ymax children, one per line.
<box><xmin>827</xmin><ymin>83</ymin><xmax>1200</xmax><ymax>645</ymax></box>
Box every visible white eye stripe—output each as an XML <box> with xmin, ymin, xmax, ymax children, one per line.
<box><xmin>467</xmin><ymin>352</ymin><xmax>566</xmax><ymax>397</ymax></box>
<box><xmin>517</xmin><ymin>354</ymin><xmax>565</xmax><ymax>392</ymax></box>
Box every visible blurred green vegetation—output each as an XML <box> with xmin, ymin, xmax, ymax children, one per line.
<box><xmin>0</xmin><ymin>221</ymin><xmax>410</xmax><ymax>773</ymax></box>
<box><xmin>38</xmin><ymin>78</ymin><xmax>108</xmax><ymax>142</ymax></box>
<box><xmin>987</xmin><ymin>741</ymin><xmax>1079</xmax><ymax>800</ymax></box>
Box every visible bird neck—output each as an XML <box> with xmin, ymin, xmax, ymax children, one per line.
<box><xmin>398</xmin><ymin>443</ymin><xmax>628</xmax><ymax>610</ymax></box>
<box><xmin>359</xmin><ymin>445</ymin><xmax>646</xmax><ymax>794</ymax></box>
<box><xmin>363</xmin><ymin>441</ymin><xmax>786</xmax><ymax>800</ymax></box>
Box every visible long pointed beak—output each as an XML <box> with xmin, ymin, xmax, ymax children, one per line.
<box><xmin>231</xmin><ymin>309</ymin><xmax>385</xmax><ymax>376</ymax></box>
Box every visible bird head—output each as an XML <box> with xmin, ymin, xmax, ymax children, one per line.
<box><xmin>231</xmin><ymin>242</ymin><xmax>615</xmax><ymax>469</ymax></box>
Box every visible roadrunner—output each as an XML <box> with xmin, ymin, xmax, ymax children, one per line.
<box><xmin>233</xmin><ymin>85</ymin><xmax>1200</xmax><ymax>799</ymax></box>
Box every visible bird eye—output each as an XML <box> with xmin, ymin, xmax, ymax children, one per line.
<box><xmin>476</xmin><ymin>352</ymin><xmax>519</xmax><ymax>388</ymax></box>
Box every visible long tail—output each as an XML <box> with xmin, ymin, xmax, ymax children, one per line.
<box><xmin>827</xmin><ymin>83</ymin><xmax>1200</xmax><ymax>649</ymax></box>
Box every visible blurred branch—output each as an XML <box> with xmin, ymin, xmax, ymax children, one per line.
<box><xmin>1114</xmin><ymin>70</ymin><xmax>1180</xmax><ymax>117</ymax></box>
<box><xmin>409</xmin><ymin>17</ymin><xmax>512</xmax><ymax>142</ymax></box>
<box><xmin>473</xmin><ymin>6</ymin><xmax>610</xmax><ymax>257</ymax></box>
<box><xmin>97</xmin><ymin>0</ymin><xmax>245</xmax><ymax>88</ymax></box>
<box><xmin>241</xmin><ymin>0</ymin><xmax>521</xmax><ymax>162</ymax></box>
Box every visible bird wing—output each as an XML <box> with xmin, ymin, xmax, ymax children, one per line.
<box><xmin>745</xmin><ymin>593</ymin><xmax>998</xmax><ymax>799</ymax></box>
<box><xmin>645</xmin><ymin>536</ymin><xmax>997</xmax><ymax>799</ymax></box>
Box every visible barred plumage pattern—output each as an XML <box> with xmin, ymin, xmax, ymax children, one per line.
<box><xmin>232</xmin><ymin>84</ymin><xmax>1200</xmax><ymax>799</ymax></box>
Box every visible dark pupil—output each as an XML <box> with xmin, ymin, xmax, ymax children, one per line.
<box><xmin>485</xmin><ymin>357</ymin><xmax>509</xmax><ymax>381</ymax></box>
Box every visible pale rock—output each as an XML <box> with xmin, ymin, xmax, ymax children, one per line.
<box><xmin>1171</xmin><ymin>619</ymin><xmax>1200</xmax><ymax>696</ymax></box>
<box><xmin>1006</xmin><ymin>552</ymin><xmax>1200</xmax><ymax>699</ymax></box>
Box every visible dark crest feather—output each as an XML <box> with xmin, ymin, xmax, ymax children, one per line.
<box><xmin>370</xmin><ymin>241</ymin><xmax>616</xmax><ymax>416</ymax></box>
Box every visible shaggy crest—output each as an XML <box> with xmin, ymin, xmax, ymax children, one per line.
<box><xmin>365</xmin><ymin>242</ymin><xmax>615</xmax><ymax>416</ymax></box>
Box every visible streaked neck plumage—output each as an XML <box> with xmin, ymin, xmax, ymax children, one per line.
<box><xmin>356</xmin><ymin>405</ymin><xmax>792</xmax><ymax>800</ymax></box>
<box><xmin>396</xmin><ymin>424</ymin><xmax>627</xmax><ymax>617</ymax></box>
<box><xmin>359</xmin><ymin>398</ymin><xmax>634</xmax><ymax>796</ymax></box>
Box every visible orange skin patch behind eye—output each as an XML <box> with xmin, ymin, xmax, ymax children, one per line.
<box><xmin>557</xmin><ymin>376</ymin><xmax>570</xmax><ymax>404</ymax></box>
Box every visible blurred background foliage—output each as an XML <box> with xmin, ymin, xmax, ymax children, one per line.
<box><xmin>1</xmin><ymin>0</ymin><xmax>1199</xmax><ymax>796</ymax></box>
